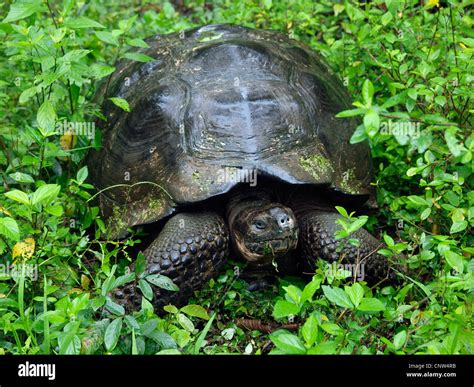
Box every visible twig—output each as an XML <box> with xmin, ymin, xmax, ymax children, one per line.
<box><xmin>236</xmin><ymin>318</ymin><xmax>300</xmax><ymax>333</ymax></box>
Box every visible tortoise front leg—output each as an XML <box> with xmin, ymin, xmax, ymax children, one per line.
<box><xmin>297</xmin><ymin>210</ymin><xmax>391</xmax><ymax>284</ymax></box>
<box><xmin>113</xmin><ymin>212</ymin><xmax>229</xmax><ymax>313</ymax></box>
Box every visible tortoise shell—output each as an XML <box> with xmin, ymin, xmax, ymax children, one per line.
<box><xmin>88</xmin><ymin>24</ymin><xmax>373</xmax><ymax>237</ymax></box>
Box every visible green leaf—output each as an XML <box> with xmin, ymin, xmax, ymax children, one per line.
<box><xmin>336</xmin><ymin>108</ymin><xmax>366</xmax><ymax>118</ymax></box>
<box><xmin>126</xmin><ymin>38</ymin><xmax>150</xmax><ymax>48</ymax></box>
<box><xmin>283</xmin><ymin>285</ymin><xmax>302</xmax><ymax>305</ymax></box>
<box><xmin>37</xmin><ymin>101</ymin><xmax>56</xmax><ymax>136</ymax></box>
<box><xmin>64</xmin><ymin>16</ymin><xmax>105</xmax><ymax>29</ymax></box>
<box><xmin>270</xmin><ymin>331</ymin><xmax>306</xmax><ymax>354</ymax></box>
<box><xmin>61</xmin><ymin>49</ymin><xmax>91</xmax><ymax>63</ymax></box>
<box><xmin>45</xmin><ymin>205</ymin><xmax>63</xmax><ymax>217</ymax></box>
<box><xmin>90</xmin><ymin>64</ymin><xmax>116</xmax><ymax>79</ymax></box>
<box><xmin>112</xmin><ymin>272</ymin><xmax>135</xmax><ymax>288</ymax></box>
<box><xmin>120</xmin><ymin>52</ymin><xmax>155</xmax><ymax>63</ymax></box>
<box><xmin>138</xmin><ymin>279</ymin><xmax>153</xmax><ymax>300</ymax></box>
<box><xmin>104</xmin><ymin>318</ymin><xmax>123</xmax><ymax>351</ymax></box>
<box><xmin>450</xmin><ymin>221</ymin><xmax>467</xmax><ymax>234</ymax></box>
<box><xmin>108</xmin><ymin>97</ymin><xmax>130</xmax><ymax>112</ymax></box>
<box><xmin>301</xmin><ymin>277</ymin><xmax>321</xmax><ymax>304</ymax></box>
<box><xmin>95</xmin><ymin>31</ymin><xmax>119</xmax><ymax>46</ymax></box>
<box><xmin>146</xmin><ymin>331</ymin><xmax>177</xmax><ymax>350</ymax></box>
<box><xmin>381</xmin><ymin>11</ymin><xmax>393</xmax><ymax>26</ymax></box>
<box><xmin>302</xmin><ymin>315</ymin><xmax>318</xmax><ymax>347</ymax></box>
<box><xmin>444</xmin><ymin>127</ymin><xmax>462</xmax><ymax>157</ymax></box>
<box><xmin>393</xmin><ymin>330</ymin><xmax>407</xmax><ymax>350</ymax></box>
<box><xmin>5</xmin><ymin>189</ymin><xmax>30</xmax><ymax>205</ymax></box>
<box><xmin>180</xmin><ymin>304</ymin><xmax>210</xmax><ymax>320</ymax></box>
<box><xmin>135</xmin><ymin>252</ymin><xmax>146</xmax><ymax>277</ymax></box>
<box><xmin>193</xmin><ymin>313</ymin><xmax>215</xmax><ymax>354</ymax></box>
<box><xmin>146</xmin><ymin>274</ymin><xmax>179</xmax><ymax>291</ymax></box>
<box><xmin>3</xmin><ymin>0</ymin><xmax>43</xmax><ymax>23</ymax></box>
<box><xmin>358</xmin><ymin>298</ymin><xmax>385</xmax><ymax>312</ymax></box>
<box><xmin>443</xmin><ymin>251</ymin><xmax>464</xmax><ymax>273</ymax></box>
<box><xmin>349</xmin><ymin>124</ymin><xmax>368</xmax><ymax>144</ymax></box>
<box><xmin>76</xmin><ymin>166</ymin><xmax>88</xmax><ymax>184</ymax></box>
<box><xmin>344</xmin><ymin>283</ymin><xmax>364</xmax><ymax>308</ymax></box>
<box><xmin>0</xmin><ymin>217</ymin><xmax>20</xmax><ymax>241</ymax></box>
<box><xmin>362</xmin><ymin>79</ymin><xmax>374</xmax><ymax>107</ymax></box>
<box><xmin>407</xmin><ymin>195</ymin><xmax>428</xmax><ymax>207</ymax></box>
<box><xmin>335</xmin><ymin>206</ymin><xmax>349</xmax><ymax>218</ymax></box>
<box><xmin>320</xmin><ymin>323</ymin><xmax>343</xmax><ymax>336</ymax></box>
<box><xmin>105</xmin><ymin>298</ymin><xmax>125</xmax><ymax>316</ymax></box>
<box><xmin>31</xmin><ymin>184</ymin><xmax>60</xmax><ymax>206</ymax></box>
<box><xmin>19</xmin><ymin>86</ymin><xmax>39</xmax><ymax>104</ymax></box>
<box><xmin>307</xmin><ymin>341</ymin><xmax>337</xmax><ymax>354</ymax></box>
<box><xmin>363</xmin><ymin>108</ymin><xmax>380</xmax><ymax>136</ymax></box>
<box><xmin>9</xmin><ymin>172</ymin><xmax>34</xmax><ymax>184</ymax></box>
<box><xmin>263</xmin><ymin>0</ymin><xmax>273</xmax><ymax>9</ymax></box>
<box><xmin>273</xmin><ymin>300</ymin><xmax>300</xmax><ymax>319</ymax></box>
<box><xmin>177</xmin><ymin>313</ymin><xmax>194</xmax><ymax>332</ymax></box>
<box><xmin>322</xmin><ymin>285</ymin><xmax>353</xmax><ymax>308</ymax></box>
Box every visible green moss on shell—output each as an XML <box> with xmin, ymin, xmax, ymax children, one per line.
<box><xmin>299</xmin><ymin>155</ymin><xmax>335</xmax><ymax>180</ymax></box>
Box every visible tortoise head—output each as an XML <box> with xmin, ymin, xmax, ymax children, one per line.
<box><xmin>227</xmin><ymin>197</ymin><xmax>299</xmax><ymax>265</ymax></box>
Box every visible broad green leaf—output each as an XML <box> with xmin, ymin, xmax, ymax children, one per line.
<box><xmin>9</xmin><ymin>172</ymin><xmax>34</xmax><ymax>184</ymax></box>
<box><xmin>443</xmin><ymin>250</ymin><xmax>464</xmax><ymax>273</ymax></box>
<box><xmin>3</xmin><ymin>0</ymin><xmax>43</xmax><ymax>23</ymax></box>
<box><xmin>146</xmin><ymin>274</ymin><xmax>179</xmax><ymax>291</ymax></box>
<box><xmin>358</xmin><ymin>298</ymin><xmax>385</xmax><ymax>312</ymax></box>
<box><xmin>37</xmin><ymin>101</ymin><xmax>57</xmax><ymax>136</ymax></box>
<box><xmin>121</xmin><ymin>52</ymin><xmax>154</xmax><ymax>63</ymax></box>
<box><xmin>180</xmin><ymin>304</ymin><xmax>210</xmax><ymax>320</ymax></box>
<box><xmin>126</xmin><ymin>38</ymin><xmax>150</xmax><ymax>48</ymax></box>
<box><xmin>322</xmin><ymin>285</ymin><xmax>353</xmax><ymax>309</ymax></box>
<box><xmin>344</xmin><ymin>283</ymin><xmax>364</xmax><ymax>308</ymax></box>
<box><xmin>64</xmin><ymin>16</ymin><xmax>105</xmax><ymax>29</ymax></box>
<box><xmin>393</xmin><ymin>330</ymin><xmax>407</xmax><ymax>350</ymax></box>
<box><xmin>31</xmin><ymin>184</ymin><xmax>60</xmax><ymax>206</ymax></box>
<box><xmin>320</xmin><ymin>323</ymin><xmax>343</xmax><ymax>336</ymax></box>
<box><xmin>301</xmin><ymin>277</ymin><xmax>321</xmax><ymax>304</ymax></box>
<box><xmin>302</xmin><ymin>315</ymin><xmax>318</xmax><ymax>347</ymax></box>
<box><xmin>307</xmin><ymin>341</ymin><xmax>337</xmax><ymax>354</ymax></box>
<box><xmin>450</xmin><ymin>221</ymin><xmax>467</xmax><ymax>234</ymax></box>
<box><xmin>76</xmin><ymin>166</ymin><xmax>88</xmax><ymax>184</ymax></box>
<box><xmin>270</xmin><ymin>332</ymin><xmax>306</xmax><ymax>354</ymax></box>
<box><xmin>363</xmin><ymin>108</ymin><xmax>380</xmax><ymax>136</ymax></box>
<box><xmin>138</xmin><ymin>279</ymin><xmax>153</xmax><ymax>300</ymax></box>
<box><xmin>350</xmin><ymin>124</ymin><xmax>368</xmax><ymax>144</ymax></box>
<box><xmin>44</xmin><ymin>205</ymin><xmax>63</xmax><ymax>217</ymax></box>
<box><xmin>105</xmin><ymin>298</ymin><xmax>125</xmax><ymax>316</ymax></box>
<box><xmin>108</xmin><ymin>97</ymin><xmax>130</xmax><ymax>112</ymax></box>
<box><xmin>362</xmin><ymin>79</ymin><xmax>374</xmax><ymax>107</ymax></box>
<box><xmin>95</xmin><ymin>31</ymin><xmax>119</xmax><ymax>46</ymax></box>
<box><xmin>104</xmin><ymin>318</ymin><xmax>123</xmax><ymax>351</ymax></box>
<box><xmin>336</xmin><ymin>108</ymin><xmax>366</xmax><ymax>118</ymax></box>
<box><xmin>5</xmin><ymin>189</ymin><xmax>30</xmax><ymax>205</ymax></box>
<box><xmin>273</xmin><ymin>299</ymin><xmax>300</xmax><ymax>319</ymax></box>
<box><xmin>0</xmin><ymin>217</ymin><xmax>20</xmax><ymax>241</ymax></box>
<box><xmin>112</xmin><ymin>272</ymin><xmax>135</xmax><ymax>288</ymax></box>
<box><xmin>177</xmin><ymin>313</ymin><xmax>194</xmax><ymax>332</ymax></box>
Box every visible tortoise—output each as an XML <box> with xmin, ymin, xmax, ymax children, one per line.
<box><xmin>87</xmin><ymin>24</ymin><xmax>392</xmax><ymax>312</ymax></box>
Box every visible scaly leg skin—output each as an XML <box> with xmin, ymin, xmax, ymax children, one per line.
<box><xmin>113</xmin><ymin>212</ymin><xmax>229</xmax><ymax>313</ymax></box>
<box><xmin>297</xmin><ymin>211</ymin><xmax>391</xmax><ymax>285</ymax></box>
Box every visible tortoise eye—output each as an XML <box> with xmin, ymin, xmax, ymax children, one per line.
<box><xmin>254</xmin><ymin>220</ymin><xmax>267</xmax><ymax>230</ymax></box>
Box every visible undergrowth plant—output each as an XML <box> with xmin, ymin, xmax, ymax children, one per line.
<box><xmin>0</xmin><ymin>0</ymin><xmax>472</xmax><ymax>354</ymax></box>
